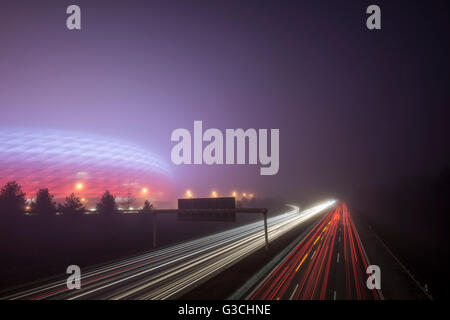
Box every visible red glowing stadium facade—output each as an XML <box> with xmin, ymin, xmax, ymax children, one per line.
<box><xmin>0</xmin><ymin>128</ymin><xmax>173</xmax><ymax>204</ymax></box>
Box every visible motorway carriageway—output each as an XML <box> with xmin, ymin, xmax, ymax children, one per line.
<box><xmin>1</xmin><ymin>201</ymin><xmax>335</xmax><ymax>300</ymax></box>
<box><xmin>248</xmin><ymin>202</ymin><xmax>382</xmax><ymax>300</ymax></box>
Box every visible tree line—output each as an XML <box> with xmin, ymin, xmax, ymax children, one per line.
<box><xmin>0</xmin><ymin>181</ymin><xmax>154</xmax><ymax>218</ymax></box>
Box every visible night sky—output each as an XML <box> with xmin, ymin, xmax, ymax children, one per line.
<box><xmin>1</xmin><ymin>0</ymin><xmax>449</xmax><ymax>201</ymax></box>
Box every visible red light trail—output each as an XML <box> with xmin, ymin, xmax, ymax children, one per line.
<box><xmin>249</xmin><ymin>202</ymin><xmax>381</xmax><ymax>300</ymax></box>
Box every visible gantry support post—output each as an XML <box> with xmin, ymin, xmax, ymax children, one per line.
<box><xmin>152</xmin><ymin>211</ymin><xmax>157</xmax><ymax>248</ymax></box>
<box><xmin>263</xmin><ymin>209</ymin><xmax>269</xmax><ymax>251</ymax></box>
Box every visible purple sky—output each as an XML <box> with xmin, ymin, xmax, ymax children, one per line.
<box><xmin>1</xmin><ymin>0</ymin><xmax>449</xmax><ymax>202</ymax></box>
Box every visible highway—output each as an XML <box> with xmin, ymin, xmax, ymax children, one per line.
<box><xmin>1</xmin><ymin>201</ymin><xmax>335</xmax><ymax>300</ymax></box>
<box><xmin>248</xmin><ymin>202</ymin><xmax>382</xmax><ymax>300</ymax></box>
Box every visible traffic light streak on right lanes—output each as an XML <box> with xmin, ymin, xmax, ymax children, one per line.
<box><xmin>341</xmin><ymin>202</ymin><xmax>379</xmax><ymax>300</ymax></box>
<box><xmin>249</xmin><ymin>202</ymin><xmax>380</xmax><ymax>300</ymax></box>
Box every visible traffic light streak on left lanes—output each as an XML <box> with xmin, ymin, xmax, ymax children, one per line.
<box><xmin>2</xmin><ymin>201</ymin><xmax>335</xmax><ymax>300</ymax></box>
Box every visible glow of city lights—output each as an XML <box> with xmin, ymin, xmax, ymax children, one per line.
<box><xmin>185</xmin><ymin>189</ymin><xmax>193</xmax><ymax>198</ymax></box>
<box><xmin>242</xmin><ymin>193</ymin><xmax>247</xmax><ymax>197</ymax></box>
<box><xmin>0</xmin><ymin>128</ymin><xmax>172</xmax><ymax>199</ymax></box>
<box><xmin>211</xmin><ymin>191</ymin><xmax>218</xmax><ymax>198</ymax></box>
<box><xmin>249</xmin><ymin>193</ymin><xmax>254</xmax><ymax>198</ymax></box>
<box><xmin>3</xmin><ymin>201</ymin><xmax>336</xmax><ymax>300</ymax></box>
<box><xmin>232</xmin><ymin>191</ymin><xmax>237</xmax><ymax>197</ymax></box>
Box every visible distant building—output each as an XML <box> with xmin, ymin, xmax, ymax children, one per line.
<box><xmin>0</xmin><ymin>128</ymin><xmax>172</xmax><ymax>200</ymax></box>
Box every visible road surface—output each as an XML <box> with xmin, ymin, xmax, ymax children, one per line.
<box><xmin>1</xmin><ymin>201</ymin><xmax>335</xmax><ymax>300</ymax></box>
<box><xmin>248</xmin><ymin>202</ymin><xmax>381</xmax><ymax>300</ymax></box>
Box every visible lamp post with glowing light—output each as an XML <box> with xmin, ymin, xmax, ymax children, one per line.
<box><xmin>185</xmin><ymin>189</ymin><xmax>193</xmax><ymax>198</ymax></box>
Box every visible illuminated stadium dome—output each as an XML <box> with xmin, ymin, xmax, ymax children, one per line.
<box><xmin>0</xmin><ymin>128</ymin><xmax>172</xmax><ymax>201</ymax></box>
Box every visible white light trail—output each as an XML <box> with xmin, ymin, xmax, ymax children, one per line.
<box><xmin>3</xmin><ymin>200</ymin><xmax>335</xmax><ymax>300</ymax></box>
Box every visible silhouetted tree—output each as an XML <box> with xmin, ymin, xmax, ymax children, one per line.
<box><xmin>58</xmin><ymin>193</ymin><xmax>85</xmax><ymax>216</ymax></box>
<box><xmin>140</xmin><ymin>200</ymin><xmax>153</xmax><ymax>213</ymax></box>
<box><xmin>0</xmin><ymin>181</ymin><xmax>26</xmax><ymax>218</ymax></box>
<box><xmin>31</xmin><ymin>188</ymin><xmax>57</xmax><ymax>217</ymax></box>
<box><xmin>96</xmin><ymin>190</ymin><xmax>117</xmax><ymax>215</ymax></box>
